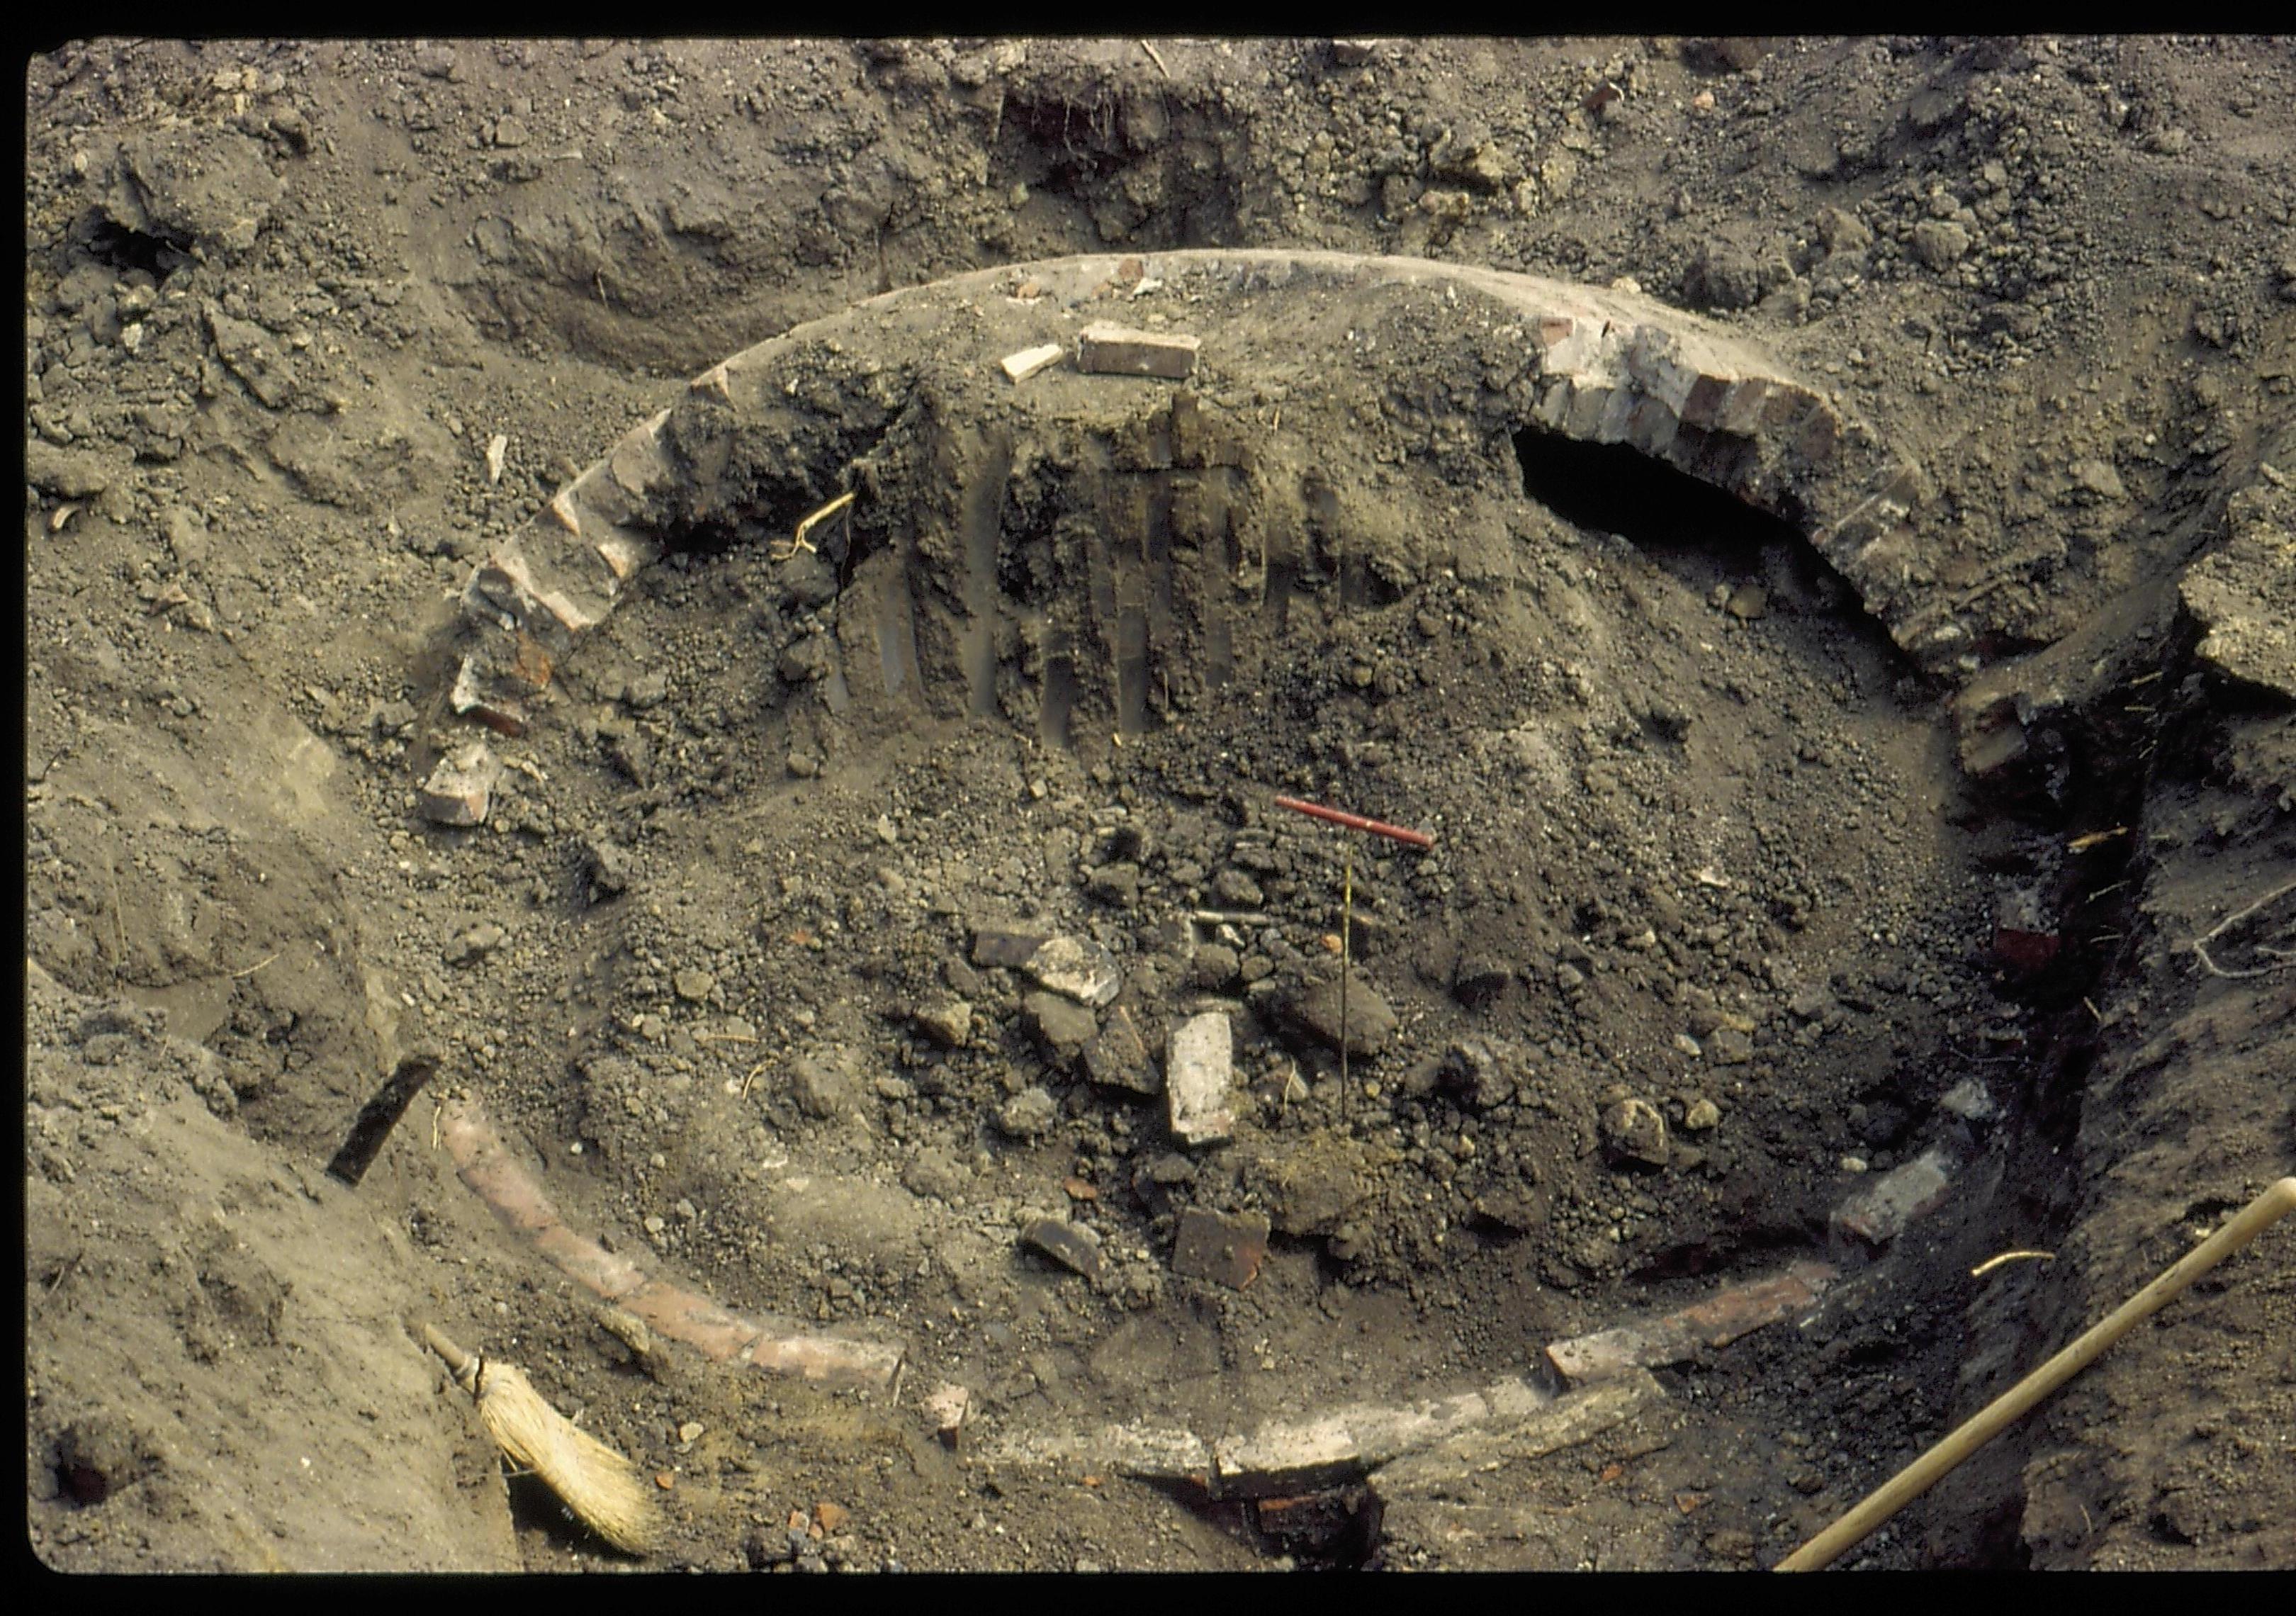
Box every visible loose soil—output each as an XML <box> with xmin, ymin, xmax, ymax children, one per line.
<box><xmin>23</xmin><ymin>35</ymin><xmax>2296</xmax><ymax>1573</ymax></box>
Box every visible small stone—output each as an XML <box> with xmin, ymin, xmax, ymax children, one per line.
<box><xmin>677</xmin><ymin>1420</ymin><xmax>705</xmax><ymax>1444</ymax></box>
<box><xmin>1940</xmin><ymin>1078</ymin><xmax>1996</xmax><ymax>1124</ymax></box>
<box><xmin>1086</xmin><ymin>862</ymin><xmax>1141</xmax><ymax>907</ymax></box>
<box><xmin>1814</xmin><ymin>205</ymin><xmax>1872</xmax><ymax>256</ymax></box>
<box><xmin>1832</xmin><ymin>1146</ymin><xmax>1957</xmax><ymax>1247</ymax></box>
<box><xmin>2067</xmin><ymin>458</ymin><xmax>2126</xmax><ymax>501</ymax></box>
<box><xmin>997</xmin><ymin>1085</ymin><xmax>1059</xmax><ymax>1141</ymax></box>
<box><xmin>583</xmin><ymin>837</ymin><xmax>634</xmax><ymax>899</ymax></box>
<box><xmin>1167</xmin><ymin>1012</ymin><xmax>1235</xmax><ymax>1148</ymax></box>
<box><xmin>1082</xmin><ymin>1004</ymin><xmax>1159</xmax><ymax>1095</ymax></box>
<box><xmin>923</xmin><ymin>1381</ymin><xmax>972</xmax><ymax>1444</ymax></box>
<box><xmin>1283</xmin><ymin>968</ymin><xmax>1397</xmax><ymax>1057</ymax></box>
<box><xmin>1443</xmin><ymin>1038</ymin><xmax>1517</xmax><ymax>1109</ymax></box>
<box><xmin>970</xmin><ymin>924</ymin><xmax>1049</xmax><ymax>968</ymax></box>
<box><xmin>1910</xmin><ymin>219</ymin><xmax>1971</xmax><ymax>271</ymax></box>
<box><xmin>1787</xmin><ymin>983</ymin><xmax>1837</xmax><ymax>1021</ymax></box>
<box><xmin>913</xmin><ymin>999</ymin><xmax>974</xmax><ymax>1048</ymax></box>
<box><xmin>1192</xmin><ymin>944</ymin><xmax>1240</xmax><ymax>989</ymax></box>
<box><xmin>789</xmin><ymin>1049</ymin><xmax>860</xmax><ymax>1120</ymax></box>
<box><xmin>673</xmin><ymin>968</ymin><xmax>716</xmax><ymax>1003</ymax></box>
<box><xmin>1021</xmin><ymin>1216</ymin><xmax>1103</xmax><ymax>1280</ymax></box>
<box><xmin>1682</xmin><ymin>1098</ymin><xmax>1723</xmax><ymax>1132</ymax></box>
<box><xmin>1025</xmin><ymin>935</ymin><xmax>1122</xmax><ymax>1006</ymax></box>
<box><xmin>1600</xmin><ymin>1098</ymin><xmax>1670</xmax><ymax>1169</ymax></box>
<box><xmin>1724</xmin><ymin>584</ymin><xmax>1769</xmax><ymax>620</ymax></box>
<box><xmin>444</xmin><ymin>920</ymin><xmax>506</xmax><ymax>966</ymax></box>
<box><xmin>1707</xmin><ymin>1026</ymin><xmax>1755</xmax><ymax>1065</ymax></box>
<box><xmin>1023</xmin><ymin>992</ymin><xmax>1098</xmax><ymax>1062</ymax></box>
<box><xmin>1210</xmin><ymin>868</ymin><xmax>1264</xmax><ymax>907</ymax></box>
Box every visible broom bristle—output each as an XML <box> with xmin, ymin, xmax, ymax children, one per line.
<box><xmin>475</xmin><ymin>1359</ymin><xmax>657</xmax><ymax>1555</ymax></box>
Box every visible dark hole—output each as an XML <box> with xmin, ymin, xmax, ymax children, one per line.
<box><xmin>1514</xmin><ymin>425</ymin><xmax>1913</xmax><ymax>671</ymax></box>
<box><xmin>60</xmin><ymin>1461</ymin><xmax>110</xmax><ymax>1505</ymax></box>
<box><xmin>1515</xmin><ymin>427</ymin><xmax>1797</xmax><ymax>556</ymax></box>
<box><xmin>85</xmin><ymin>218</ymin><xmax>191</xmax><ymax>281</ymax></box>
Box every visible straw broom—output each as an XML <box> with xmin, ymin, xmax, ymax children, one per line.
<box><xmin>422</xmin><ymin>1321</ymin><xmax>655</xmax><ymax>1556</ymax></box>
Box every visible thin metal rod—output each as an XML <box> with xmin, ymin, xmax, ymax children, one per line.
<box><xmin>1777</xmin><ymin>1176</ymin><xmax>2296</xmax><ymax>1571</ymax></box>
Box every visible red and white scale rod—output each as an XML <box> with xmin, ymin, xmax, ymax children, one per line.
<box><xmin>1271</xmin><ymin>795</ymin><xmax>1434</xmax><ymax>849</ymax></box>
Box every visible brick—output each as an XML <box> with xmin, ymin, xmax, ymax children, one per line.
<box><xmin>449</xmin><ymin>655</ymin><xmax>529</xmax><ymax>736</ymax></box>
<box><xmin>986</xmin><ymin>1420</ymin><xmax>1211</xmax><ymax>1485</ymax></box>
<box><xmin>1214</xmin><ymin>1413</ymin><xmax>1361</xmax><ymax>1497</ymax></box>
<box><xmin>1212</xmin><ymin>1376</ymin><xmax>1555</xmax><ymax>1499</ymax></box>
<box><xmin>1372</xmin><ymin>1373</ymin><xmax>1659</xmax><ymax>1497</ymax></box>
<box><xmin>1166</xmin><ymin>1012</ymin><xmax>1235</xmax><ymax>1147</ymax></box>
<box><xmin>1171</xmin><ymin>1206</ymin><xmax>1269</xmax><ymax>1290</ymax></box>
<box><xmin>621</xmin><ymin>1277</ymin><xmax>766</xmax><ymax>1362</ymax></box>
<box><xmin>1545</xmin><ymin>1262</ymin><xmax>1836</xmax><ymax>1386</ymax></box>
<box><xmin>1076</xmin><ymin>322</ymin><xmax>1201</xmax><ymax>380</ymax></box>
<box><xmin>593</xmin><ymin>524</ymin><xmax>657</xmax><ymax>583</ymax></box>
<box><xmin>546</xmin><ymin>487</ymin><xmax>583</xmax><ymax>534</ymax></box>
<box><xmin>439</xmin><ymin>1096</ymin><xmax>901</xmax><ymax>1388</ymax></box>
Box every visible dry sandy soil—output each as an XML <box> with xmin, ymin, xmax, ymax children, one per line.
<box><xmin>22</xmin><ymin>35</ymin><xmax>2296</xmax><ymax>1573</ymax></box>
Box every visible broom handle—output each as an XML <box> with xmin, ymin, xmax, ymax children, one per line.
<box><xmin>421</xmin><ymin>1321</ymin><xmax>479</xmax><ymax>1386</ymax></box>
<box><xmin>1778</xmin><ymin>1175</ymin><xmax>2296</xmax><ymax>1571</ymax></box>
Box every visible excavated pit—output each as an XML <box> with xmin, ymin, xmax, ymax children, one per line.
<box><xmin>28</xmin><ymin>38</ymin><xmax>2295</xmax><ymax>1577</ymax></box>
<box><xmin>400</xmin><ymin>250</ymin><xmax>2103</xmax><ymax>1565</ymax></box>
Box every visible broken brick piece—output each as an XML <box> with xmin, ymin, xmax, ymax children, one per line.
<box><xmin>419</xmin><ymin>740</ymin><xmax>504</xmax><ymax>826</ymax></box>
<box><xmin>1022</xmin><ymin>1216</ymin><xmax>1105</xmax><ymax>1282</ymax></box>
<box><xmin>1171</xmin><ymin>1206</ymin><xmax>1269</xmax><ymax>1290</ymax></box>
<box><xmin>1076</xmin><ymin>322</ymin><xmax>1201</xmax><ymax>380</ymax></box>
<box><xmin>1001</xmin><ymin>342</ymin><xmax>1066</xmax><ymax>383</ymax></box>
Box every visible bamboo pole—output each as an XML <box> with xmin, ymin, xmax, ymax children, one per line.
<box><xmin>1777</xmin><ymin>1176</ymin><xmax>2296</xmax><ymax>1571</ymax></box>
